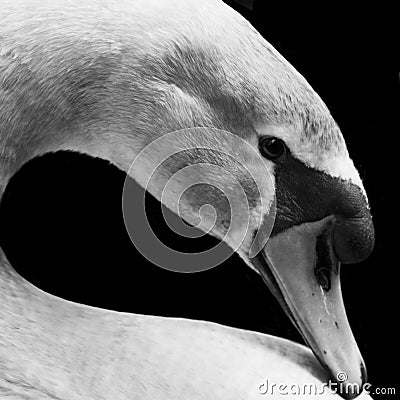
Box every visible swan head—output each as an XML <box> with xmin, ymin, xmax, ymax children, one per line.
<box><xmin>118</xmin><ymin>21</ymin><xmax>374</xmax><ymax>398</ymax></box>
<box><xmin>121</xmin><ymin>94</ymin><xmax>373</xmax><ymax>400</ymax></box>
<box><xmin>248</xmin><ymin>125</ymin><xmax>374</xmax><ymax>398</ymax></box>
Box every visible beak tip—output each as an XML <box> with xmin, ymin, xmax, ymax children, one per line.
<box><xmin>327</xmin><ymin>360</ymin><xmax>368</xmax><ymax>399</ymax></box>
<box><xmin>360</xmin><ymin>361</ymin><xmax>368</xmax><ymax>385</ymax></box>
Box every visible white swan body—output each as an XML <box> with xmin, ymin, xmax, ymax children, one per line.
<box><xmin>0</xmin><ymin>248</ymin><xmax>372</xmax><ymax>400</ymax></box>
<box><xmin>0</xmin><ymin>0</ymin><xmax>374</xmax><ymax>399</ymax></box>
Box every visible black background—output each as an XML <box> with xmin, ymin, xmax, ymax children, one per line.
<box><xmin>0</xmin><ymin>1</ymin><xmax>397</xmax><ymax>398</ymax></box>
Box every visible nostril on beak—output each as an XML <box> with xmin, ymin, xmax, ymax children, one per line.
<box><xmin>332</xmin><ymin>213</ymin><xmax>375</xmax><ymax>264</ymax></box>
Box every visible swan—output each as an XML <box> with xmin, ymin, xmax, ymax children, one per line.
<box><xmin>0</xmin><ymin>0</ymin><xmax>375</xmax><ymax>399</ymax></box>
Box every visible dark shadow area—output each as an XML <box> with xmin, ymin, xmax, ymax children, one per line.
<box><xmin>0</xmin><ymin>151</ymin><xmax>299</xmax><ymax>339</ymax></box>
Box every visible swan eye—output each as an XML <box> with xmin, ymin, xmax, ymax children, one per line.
<box><xmin>259</xmin><ymin>137</ymin><xmax>287</xmax><ymax>162</ymax></box>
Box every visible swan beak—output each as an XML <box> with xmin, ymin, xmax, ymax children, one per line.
<box><xmin>251</xmin><ymin>218</ymin><xmax>367</xmax><ymax>399</ymax></box>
